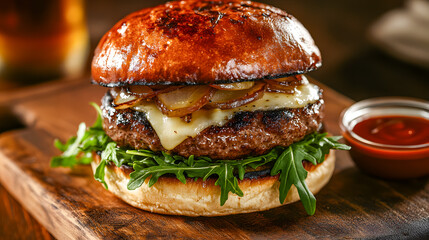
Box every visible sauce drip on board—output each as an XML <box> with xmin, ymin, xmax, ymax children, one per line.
<box><xmin>352</xmin><ymin>115</ymin><xmax>429</xmax><ymax>146</ymax></box>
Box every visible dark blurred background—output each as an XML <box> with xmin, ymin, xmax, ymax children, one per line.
<box><xmin>84</xmin><ymin>0</ymin><xmax>429</xmax><ymax>101</ymax></box>
<box><xmin>0</xmin><ymin>0</ymin><xmax>428</xmax><ymax>100</ymax></box>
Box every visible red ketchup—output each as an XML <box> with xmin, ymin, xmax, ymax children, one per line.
<box><xmin>343</xmin><ymin>115</ymin><xmax>429</xmax><ymax>179</ymax></box>
<box><xmin>352</xmin><ymin>116</ymin><xmax>429</xmax><ymax>146</ymax></box>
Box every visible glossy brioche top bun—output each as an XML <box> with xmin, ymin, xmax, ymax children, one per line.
<box><xmin>91</xmin><ymin>0</ymin><xmax>321</xmax><ymax>87</ymax></box>
<box><xmin>91</xmin><ymin>152</ymin><xmax>335</xmax><ymax>216</ymax></box>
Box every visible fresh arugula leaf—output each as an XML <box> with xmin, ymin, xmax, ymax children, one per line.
<box><xmin>51</xmin><ymin>102</ymin><xmax>111</xmax><ymax>168</ymax></box>
<box><xmin>271</xmin><ymin>146</ymin><xmax>316</xmax><ymax>215</ymax></box>
<box><xmin>270</xmin><ymin>133</ymin><xmax>350</xmax><ymax>215</ymax></box>
<box><xmin>94</xmin><ymin>159</ymin><xmax>107</xmax><ymax>188</ymax></box>
<box><xmin>54</xmin><ymin>138</ymin><xmax>75</xmax><ymax>152</ymax></box>
<box><xmin>90</xmin><ymin>102</ymin><xmax>103</xmax><ymax>129</ymax></box>
<box><xmin>50</xmin><ymin>155</ymin><xmax>77</xmax><ymax>167</ymax></box>
<box><xmin>214</xmin><ymin>163</ymin><xmax>243</xmax><ymax>205</ymax></box>
<box><xmin>237</xmin><ymin>165</ymin><xmax>245</xmax><ymax>180</ymax></box>
<box><xmin>62</xmin><ymin>122</ymin><xmax>87</xmax><ymax>157</ymax></box>
<box><xmin>101</xmin><ymin>142</ymin><xmax>120</xmax><ymax>167</ymax></box>
<box><xmin>52</xmin><ymin>103</ymin><xmax>350</xmax><ymax>214</ymax></box>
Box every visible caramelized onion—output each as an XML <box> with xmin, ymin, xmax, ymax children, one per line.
<box><xmin>210</xmin><ymin>81</ymin><xmax>254</xmax><ymax>91</ymax></box>
<box><xmin>265</xmin><ymin>80</ymin><xmax>297</xmax><ymax>94</ymax></box>
<box><xmin>154</xmin><ymin>86</ymin><xmax>183</xmax><ymax>95</ymax></box>
<box><xmin>150</xmin><ymin>85</ymin><xmax>171</xmax><ymax>90</ymax></box>
<box><xmin>273</xmin><ymin>75</ymin><xmax>305</xmax><ymax>83</ymax></box>
<box><xmin>265</xmin><ymin>75</ymin><xmax>308</xmax><ymax>94</ymax></box>
<box><xmin>156</xmin><ymin>86</ymin><xmax>215</xmax><ymax>117</ymax></box>
<box><xmin>205</xmin><ymin>82</ymin><xmax>266</xmax><ymax>110</ymax></box>
<box><xmin>113</xmin><ymin>89</ymin><xmax>142</xmax><ymax>109</ymax></box>
<box><xmin>110</xmin><ymin>87</ymin><xmax>121</xmax><ymax>98</ymax></box>
<box><xmin>112</xmin><ymin>75</ymin><xmax>307</xmax><ymax>113</ymax></box>
<box><xmin>127</xmin><ymin>85</ymin><xmax>155</xmax><ymax>98</ymax></box>
<box><xmin>127</xmin><ymin>85</ymin><xmax>183</xmax><ymax>97</ymax></box>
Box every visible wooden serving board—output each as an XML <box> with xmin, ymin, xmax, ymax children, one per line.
<box><xmin>0</xmin><ymin>80</ymin><xmax>428</xmax><ymax>239</ymax></box>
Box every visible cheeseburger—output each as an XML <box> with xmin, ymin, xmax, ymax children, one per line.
<box><xmin>52</xmin><ymin>0</ymin><xmax>350</xmax><ymax>216</ymax></box>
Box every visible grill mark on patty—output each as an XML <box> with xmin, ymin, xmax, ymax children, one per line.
<box><xmin>227</xmin><ymin>111</ymin><xmax>254</xmax><ymax>131</ymax></box>
<box><xmin>261</xmin><ymin>109</ymin><xmax>294</xmax><ymax>131</ymax></box>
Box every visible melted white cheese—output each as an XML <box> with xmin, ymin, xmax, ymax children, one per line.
<box><xmin>132</xmin><ymin>83</ymin><xmax>320</xmax><ymax>150</ymax></box>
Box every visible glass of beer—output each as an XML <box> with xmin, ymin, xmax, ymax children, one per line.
<box><xmin>0</xmin><ymin>0</ymin><xmax>89</xmax><ymax>83</ymax></box>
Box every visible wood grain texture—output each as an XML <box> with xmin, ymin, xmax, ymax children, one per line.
<box><xmin>0</xmin><ymin>184</ymin><xmax>54</xmax><ymax>240</ymax></box>
<box><xmin>0</xmin><ymin>76</ymin><xmax>88</xmax><ymax>106</ymax></box>
<box><xmin>0</xmin><ymin>82</ymin><xmax>428</xmax><ymax>239</ymax></box>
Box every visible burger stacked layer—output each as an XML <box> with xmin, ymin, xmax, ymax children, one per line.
<box><xmin>52</xmin><ymin>0</ymin><xmax>350</xmax><ymax>216</ymax></box>
<box><xmin>105</xmin><ymin>75</ymin><xmax>322</xmax><ymax>158</ymax></box>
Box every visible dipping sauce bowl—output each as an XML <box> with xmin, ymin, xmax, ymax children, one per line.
<box><xmin>340</xmin><ymin>97</ymin><xmax>429</xmax><ymax>179</ymax></box>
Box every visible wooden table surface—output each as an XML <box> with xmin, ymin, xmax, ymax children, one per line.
<box><xmin>0</xmin><ymin>78</ymin><xmax>428</xmax><ymax>239</ymax></box>
<box><xmin>0</xmin><ymin>79</ymin><xmax>87</xmax><ymax>240</ymax></box>
<box><xmin>0</xmin><ymin>0</ymin><xmax>428</xmax><ymax>239</ymax></box>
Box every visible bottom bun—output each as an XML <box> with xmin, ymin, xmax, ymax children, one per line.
<box><xmin>91</xmin><ymin>152</ymin><xmax>335</xmax><ymax>216</ymax></box>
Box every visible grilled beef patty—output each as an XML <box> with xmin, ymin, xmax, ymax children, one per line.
<box><xmin>101</xmin><ymin>90</ymin><xmax>324</xmax><ymax>159</ymax></box>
